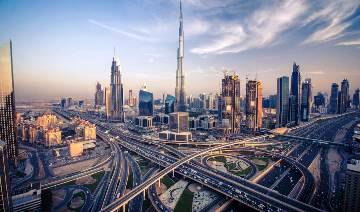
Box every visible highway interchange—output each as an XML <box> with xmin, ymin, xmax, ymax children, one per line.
<box><xmin>46</xmin><ymin>108</ymin><xmax>359</xmax><ymax>212</ymax></box>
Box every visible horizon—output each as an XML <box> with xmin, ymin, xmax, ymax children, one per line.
<box><xmin>1</xmin><ymin>0</ymin><xmax>360</xmax><ymax>101</ymax></box>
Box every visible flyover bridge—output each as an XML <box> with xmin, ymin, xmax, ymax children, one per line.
<box><xmin>101</xmin><ymin>133</ymin><xmax>320</xmax><ymax>212</ymax></box>
<box><xmin>102</xmin><ymin>135</ymin><xmax>268</xmax><ymax>211</ymax></box>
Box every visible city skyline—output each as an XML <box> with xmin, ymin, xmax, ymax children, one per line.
<box><xmin>1</xmin><ymin>0</ymin><xmax>360</xmax><ymax>101</ymax></box>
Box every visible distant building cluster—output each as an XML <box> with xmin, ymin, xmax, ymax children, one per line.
<box><xmin>18</xmin><ymin>113</ymin><xmax>62</xmax><ymax>147</ymax></box>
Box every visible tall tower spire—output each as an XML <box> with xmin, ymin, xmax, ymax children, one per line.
<box><xmin>175</xmin><ymin>0</ymin><xmax>186</xmax><ymax>112</ymax></box>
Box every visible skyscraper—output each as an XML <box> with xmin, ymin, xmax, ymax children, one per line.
<box><xmin>110</xmin><ymin>52</ymin><xmax>124</xmax><ymax>121</ymax></box>
<box><xmin>290</xmin><ymin>62</ymin><xmax>301</xmax><ymax>125</ymax></box>
<box><xmin>301</xmin><ymin>78</ymin><xmax>312</xmax><ymax>121</ymax></box>
<box><xmin>175</xmin><ymin>1</ymin><xmax>186</xmax><ymax>112</ymax></box>
<box><xmin>0</xmin><ymin>40</ymin><xmax>18</xmax><ymax>161</ymax></box>
<box><xmin>139</xmin><ymin>88</ymin><xmax>153</xmax><ymax>116</ymax></box>
<box><xmin>128</xmin><ymin>89</ymin><xmax>135</xmax><ymax>107</ymax></box>
<box><xmin>245</xmin><ymin>80</ymin><xmax>263</xmax><ymax>131</ymax></box>
<box><xmin>353</xmin><ymin>89</ymin><xmax>360</xmax><ymax>109</ymax></box>
<box><xmin>220</xmin><ymin>72</ymin><xmax>241</xmax><ymax>134</ymax></box>
<box><xmin>277</xmin><ymin>76</ymin><xmax>289</xmax><ymax>127</ymax></box>
<box><xmin>339</xmin><ymin>79</ymin><xmax>350</xmax><ymax>113</ymax></box>
<box><xmin>0</xmin><ymin>140</ymin><xmax>12</xmax><ymax>211</ymax></box>
<box><xmin>329</xmin><ymin>83</ymin><xmax>339</xmax><ymax>114</ymax></box>
<box><xmin>314</xmin><ymin>92</ymin><xmax>325</xmax><ymax>108</ymax></box>
<box><xmin>94</xmin><ymin>82</ymin><xmax>104</xmax><ymax>107</ymax></box>
<box><xmin>165</xmin><ymin>95</ymin><xmax>176</xmax><ymax>114</ymax></box>
<box><xmin>104</xmin><ymin>86</ymin><xmax>111</xmax><ymax>119</ymax></box>
<box><xmin>343</xmin><ymin>160</ymin><xmax>360</xmax><ymax>212</ymax></box>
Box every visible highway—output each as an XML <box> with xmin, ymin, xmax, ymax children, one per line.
<box><xmin>61</xmin><ymin>109</ymin><xmax>321</xmax><ymax>212</ymax></box>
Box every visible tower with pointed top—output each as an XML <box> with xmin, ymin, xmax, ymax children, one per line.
<box><xmin>175</xmin><ymin>0</ymin><xmax>186</xmax><ymax>112</ymax></box>
<box><xmin>110</xmin><ymin>51</ymin><xmax>124</xmax><ymax>122</ymax></box>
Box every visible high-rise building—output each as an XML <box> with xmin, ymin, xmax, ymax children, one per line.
<box><xmin>288</xmin><ymin>95</ymin><xmax>296</xmax><ymax>125</ymax></box>
<box><xmin>60</xmin><ymin>98</ymin><xmax>66</xmax><ymax>109</ymax></box>
<box><xmin>110</xmin><ymin>52</ymin><xmax>124</xmax><ymax>121</ymax></box>
<box><xmin>220</xmin><ymin>72</ymin><xmax>241</xmax><ymax>134</ymax></box>
<box><xmin>139</xmin><ymin>89</ymin><xmax>153</xmax><ymax>116</ymax></box>
<box><xmin>245</xmin><ymin>80</ymin><xmax>263</xmax><ymax>131</ymax></box>
<box><xmin>329</xmin><ymin>83</ymin><xmax>339</xmax><ymax>114</ymax></box>
<box><xmin>339</xmin><ymin>79</ymin><xmax>350</xmax><ymax>114</ymax></box>
<box><xmin>94</xmin><ymin>82</ymin><xmax>104</xmax><ymax>107</ymax></box>
<box><xmin>67</xmin><ymin>97</ymin><xmax>73</xmax><ymax>107</ymax></box>
<box><xmin>0</xmin><ymin>140</ymin><xmax>12</xmax><ymax>211</ymax></box>
<box><xmin>165</xmin><ymin>95</ymin><xmax>176</xmax><ymax>114</ymax></box>
<box><xmin>175</xmin><ymin>1</ymin><xmax>186</xmax><ymax>112</ymax></box>
<box><xmin>353</xmin><ymin>89</ymin><xmax>360</xmax><ymax>109</ymax></box>
<box><xmin>314</xmin><ymin>92</ymin><xmax>325</xmax><ymax>108</ymax></box>
<box><xmin>343</xmin><ymin>160</ymin><xmax>360</xmax><ymax>212</ymax></box>
<box><xmin>301</xmin><ymin>78</ymin><xmax>312</xmax><ymax>121</ymax></box>
<box><xmin>104</xmin><ymin>86</ymin><xmax>111</xmax><ymax>119</ymax></box>
<box><xmin>290</xmin><ymin>62</ymin><xmax>301</xmax><ymax>125</ymax></box>
<box><xmin>128</xmin><ymin>89</ymin><xmax>135</xmax><ymax>107</ymax></box>
<box><xmin>276</xmin><ymin>76</ymin><xmax>289</xmax><ymax>127</ymax></box>
<box><xmin>0</xmin><ymin>40</ymin><xmax>18</xmax><ymax>161</ymax></box>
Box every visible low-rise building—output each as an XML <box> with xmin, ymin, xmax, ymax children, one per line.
<box><xmin>135</xmin><ymin>116</ymin><xmax>154</xmax><ymax>129</ymax></box>
<box><xmin>44</xmin><ymin>127</ymin><xmax>62</xmax><ymax>147</ymax></box>
<box><xmin>69</xmin><ymin>142</ymin><xmax>84</xmax><ymax>157</ymax></box>
<box><xmin>158</xmin><ymin>130</ymin><xmax>192</xmax><ymax>142</ymax></box>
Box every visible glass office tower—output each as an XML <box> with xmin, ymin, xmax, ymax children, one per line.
<box><xmin>0</xmin><ymin>40</ymin><xmax>18</xmax><ymax>161</ymax></box>
<box><xmin>139</xmin><ymin>90</ymin><xmax>153</xmax><ymax>116</ymax></box>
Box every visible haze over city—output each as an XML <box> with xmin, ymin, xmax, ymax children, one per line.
<box><xmin>1</xmin><ymin>1</ymin><xmax>360</xmax><ymax>212</ymax></box>
<box><xmin>1</xmin><ymin>0</ymin><xmax>359</xmax><ymax>100</ymax></box>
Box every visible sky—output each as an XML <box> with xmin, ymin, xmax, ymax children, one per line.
<box><xmin>0</xmin><ymin>0</ymin><xmax>360</xmax><ymax>101</ymax></box>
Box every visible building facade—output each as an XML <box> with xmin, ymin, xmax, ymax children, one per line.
<box><xmin>94</xmin><ymin>82</ymin><xmax>104</xmax><ymax>107</ymax></box>
<box><xmin>0</xmin><ymin>140</ymin><xmax>12</xmax><ymax>211</ymax></box>
<box><xmin>339</xmin><ymin>79</ymin><xmax>350</xmax><ymax>114</ymax></box>
<box><xmin>110</xmin><ymin>53</ymin><xmax>124</xmax><ymax>121</ymax></box>
<box><xmin>276</xmin><ymin>76</ymin><xmax>289</xmax><ymax>127</ymax></box>
<box><xmin>353</xmin><ymin>89</ymin><xmax>360</xmax><ymax>109</ymax></box>
<box><xmin>0</xmin><ymin>40</ymin><xmax>18</xmax><ymax>161</ymax></box>
<box><xmin>245</xmin><ymin>80</ymin><xmax>263</xmax><ymax>131</ymax></box>
<box><xmin>165</xmin><ymin>95</ymin><xmax>176</xmax><ymax>114</ymax></box>
<box><xmin>220</xmin><ymin>72</ymin><xmax>241</xmax><ymax>134</ymax></box>
<box><xmin>175</xmin><ymin>1</ymin><xmax>186</xmax><ymax>112</ymax></box>
<box><xmin>104</xmin><ymin>86</ymin><xmax>111</xmax><ymax>119</ymax></box>
<box><xmin>301</xmin><ymin>78</ymin><xmax>312</xmax><ymax>121</ymax></box>
<box><xmin>343</xmin><ymin>160</ymin><xmax>360</xmax><ymax>212</ymax></box>
<box><xmin>329</xmin><ymin>83</ymin><xmax>339</xmax><ymax>114</ymax></box>
<box><xmin>290</xmin><ymin>62</ymin><xmax>301</xmax><ymax>125</ymax></box>
<box><xmin>139</xmin><ymin>89</ymin><xmax>153</xmax><ymax>116</ymax></box>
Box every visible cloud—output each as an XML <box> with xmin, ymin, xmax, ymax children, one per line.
<box><xmin>191</xmin><ymin>0</ymin><xmax>307</xmax><ymax>54</ymax></box>
<box><xmin>302</xmin><ymin>1</ymin><xmax>359</xmax><ymax>44</ymax></box>
<box><xmin>88</xmin><ymin>19</ymin><xmax>154</xmax><ymax>42</ymax></box>
<box><xmin>336</xmin><ymin>39</ymin><xmax>360</xmax><ymax>46</ymax></box>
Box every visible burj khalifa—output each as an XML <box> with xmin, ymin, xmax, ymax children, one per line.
<box><xmin>175</xmin><ymin>0</ymin><xmax>186</xmax><ymax>112</ymax></box>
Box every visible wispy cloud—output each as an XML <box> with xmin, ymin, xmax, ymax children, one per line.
<box><xmin>302</xmin><ymin>1</ymin><xmax>359</xmax><ymax>44</ymax></box>
<box><xmin>88</xmin><ymin>19</ymin><xmax>154</xmax><ymax>42</ymax></box>
<box><xmin>191</xmin><ymin>0</ymin><xmax>307</xmax><ymax>54</ymax></box>
<box><xmin>336</xmin><ymin>39</ymin><xmax>360</xmax><ymax>46</ymax></box>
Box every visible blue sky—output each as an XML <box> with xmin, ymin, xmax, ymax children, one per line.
<box><xmin>0</xmin><ymin>0</ymin><xmax>359</xmax><ymax>100</ymax></box>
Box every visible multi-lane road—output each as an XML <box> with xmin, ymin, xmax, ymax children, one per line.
<box><xmin>56</xmin><ymin>108</ymin><xmax>359</xmax><ymax>211</ymax></box>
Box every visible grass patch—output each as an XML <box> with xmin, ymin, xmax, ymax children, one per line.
<box><xmin>251</xmin><ymin>157</ymin><xmax>269</xmax><ymax>171</ymax></box>
<box><xmin>15</xmin><ymin>171</ymin><xmax>26</xmax><ymax>178</ymax></box>
<box><xmin>161</xmin><ymin>175</ymin><xmax>175</xmax><ymax>188</ymax></box>
<box><xmin>234</xmin><ymin>166</ymin><xmax>252</xmax><ymax>177</ymax></box>
<box><xmin>67</xmin><ymin>191</ymin><xmax>85</xmax><ymax>211</ymax></box>
<box><xmin>174</xmin><ymin>188</ymin><xmax>194</xmax><ymax>212</ymax></box>
<box><xmin>225</xmin><ymin>162</ymin><xmax>237</xmax><ymax>171</ymax></box>
<box><xmin>209</xmin><ymin>156</ymin><xmax>227</xmax><ymax>163</ymax></box>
